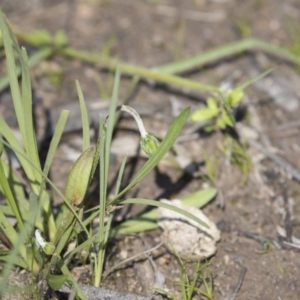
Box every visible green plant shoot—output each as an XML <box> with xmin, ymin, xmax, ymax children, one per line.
<box><xmin>120</xmin><ymin>105</ymin><xmax>160</xmax><ymax>156</ymax></box>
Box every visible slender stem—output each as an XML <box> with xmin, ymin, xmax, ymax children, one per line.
<box><xmin>59</xmin><ymin>47</ymin><xmax>219</xmax><ymax>93</ymax></box>
<box><xmin>156</xmin><ymin>38</ymin><xmax>300</xmax><ymax>74</ymax></box>
<box><xmin>120</xmin><ymin>105</ymin><xmax>148</xmax><ymax>138</ymax></box>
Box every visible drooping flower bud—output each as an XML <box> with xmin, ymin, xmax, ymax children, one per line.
<box><xmin>141</xmin><ymin>134</ymin><xmax>160</xmax><ymax>157</ymax></box>
<box><xmin>35</xmin><ymin>229</ymin><xmax>56</xmax><ymax>255</ymax></box>
<box><xmin>120</xmin><ymin>105</ymin><xmax>160</xmax><ymax>157</ymax></box>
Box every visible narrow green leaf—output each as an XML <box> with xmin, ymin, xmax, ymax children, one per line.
<box><xmin>0</xmin><ymin>111</ymin><xmax>56</xmax><ymax>234</ymax></box>
<box><xmin>0</xmin><ymin>119</ymin><xmax>35</xmax><ymax>184</ymax></box>
<box><xmin>60</xmin><ymin>47</ymin><xmax>219</xmax><ymax>92</ymax></box>
<box><xmin>0</xmin><ymin>47</ymin><xmax>52</xmax><ymax>93</ymax></box>
<box><xmin>0</xmin><ymin>159</ymin><xmax>28</xmax><ymax>218</ymax></box>
<box><xmin>14</xmin><ymin>29</ymin><xmax>52</xmax><ymax>47</ymax></box>
<box><xmin>20</xmin><ymin>47</ymin><xmax>41</xmax><ymax>183</ymax></box>
<box><xmin>155</xmin><ymin>39</ymin><xmax>282</xmax><ymax>75</ymax></box>
<box><xmin>60</xmin><ymin>263</ymin><xmax>88</xmax><ymax>300</ymax></box>
<box><xmin>76</xmin><ymin>80</ymin><xmax>90</xmax><ymax>151</ymax></box>
<box><xmin>0</xmin><ymin>139</ymin><xmax>3</xmax><ymax>155</ymax></box>
<box><xmin>0</xmin><ymin>157</ymin><xmax>24</xmax><ymax>228</ymax></box>
<box><xmin>64</xmin><ymin>226</ymin><xmax>108</xmax><ymax>261</ymax></box>
<box><xmin>181</xmin><ymin>188</ymin><xmax>217</xmax><ymax>207</ymax></box>
<box><xmin>90</xmin><ymin>136</ymin><xmax>101</xmax><ymax>186</ymax></box>
<box><xmin>191</xmin><ymin>107</ymin><xmax>218</xmax><ymax>122</ymax></box>
<box><xmin>47</xmin><ymin>254</ymin><xmax>88</xmax><ymax>298</ymax></box>
<box><xmin>121</xmin><ymin>198</ymin><xmax>209</xmax><ymax>229</ymax></box>
<box><xmin>236</xmin><ymin>68</ymin><xmax>272</xmax><ymax>90</ymax></box>
<box><xmin>0</xmin><ymin>205</ymin><xmax>13</xmax><ymax>214</ymax></box>
<box><xmin>0</xmin><ymin>9</ymin><xmax>24</xmax><ymax>134</ymax></box>
<box><xmin>111</xmin><ymin>188</ymin><xmax>217</xmax><ymax>236</ymax></box>
<box><xmin>110</xmin><ymin>213</ymin><xmax>157</xmax><ymax>236</ymax></box>
<box><xmin>0</xmin><ymin>255</ymin><xmax>28</xmax><ymax>269</ymax></box>
<box><xmin>53</xmin><ymin>219</ymin><xmax>74</xmax><ymax>256</ymax></box>
<box><xmin>105</xmin><ymin>69</ymin><xmax>121</xmax><ymax>192</ymax></box>
<box><xmin>110</xmin><ymin>107</ymin><xmax>190</xmax><ymax>205</ymax></box>
<box><xmin>98</xmin><ymin>113</ymin><xmax>106</xmax><ymax>216</ymax></box>
<box><xmin>0</xmin><ymin>136</ymin><xmax>84</xmax><ymax>242</ymax></box>
<box><xmin>0</xmin><ymin>11</ymin><xmax>44</xmax><ymax>197</ymax></box>
<box><xmin>43</xmin><ymin>110</ymin><xmax>69</xmax><ymax>177</ymax></box>
<box><xmin>0</xmin><ymin>208</ymin><xmax>23</xmax><ymax>247</ymax></box>
<box><xmin>95</xmin><ymin>69</ymin><xmax>121</xmax><ymax>287</ymax></box>
<box><xmin>0</xmin><ymin>193</ymin><xmax>42</xmax><ymax>292</ymax></box>
<box><xmin>114</xmin><ymin>155</ymin><xmax>127</xmax><ymax>196</ymax></box>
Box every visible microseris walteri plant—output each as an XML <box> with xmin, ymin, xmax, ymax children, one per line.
<box><xmin>120</xmin><ymin>105</ymin><xmax>160</xmax><ymax>156</ymax></box>
<box><xmin>35</xmin><ymin>229</ymin><xmax>56</xmax><ymax>255</ymax></box>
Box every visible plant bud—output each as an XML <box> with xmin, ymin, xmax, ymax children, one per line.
<box><xmin>141</xmin><ymin>134</ymin><xmax>160</xmax><ymax>157</ymax></box>
<box><xmin>64</xmin><ymin>147</ymin><xmax>95</xmax><ymax>206</ymax></box>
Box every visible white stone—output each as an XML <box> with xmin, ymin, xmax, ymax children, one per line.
<box><xmin>157</xmin><ymin>199</ymin><xmax>221</xmax><ymax>260</ymax></box>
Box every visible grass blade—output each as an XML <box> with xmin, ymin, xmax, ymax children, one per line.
<box><xmin>0</xmin><ymin>9</ymin><xmax>24</xmax><ymax>134</ymax></box>
<box><xmin>114</xmin><ymin>155</ymin><xmax>127</xmax><ymax>197</ymax></box>
<box><xmin>104</xmin><ymin>69</ymin><xmax>121</xmax><ymax>194</ymax></box>
<box><xmin>43</xmin><ymin>110</ymin><xmax>69</xmax><ymax>176</ymax></box>
<box><xmin>236</xmin><ymin>68</ymin><xmax>272</xmax><ymax>90</ymax></box>
<box><xmin>94</xmin><ymin>69</ymin><xmax>121</xmax><ymax>286</ymax></box>
<box><xmin>156</xmin><ymin>38</ymin><xmax>300</xmax><ymax>75</ymax></box>
<box><xmin>121</xmin><ymin>198</ymin><xmax>209</xmax><ymax>229</ymax></box>
<box><xmin>111</xmin><ymin>188</ymin><xmax>217</xmax><ymax>236</ymax></box>
<box><xmin>0</xmin><ymin>192</ymin><xmax>42</xmax><ymax>295</ymax></box>
<box><xmin>0</xmin><ymin>154</ymin><xmax>23</xmax><ymax>228</ymax></box>
<box><xmin>76</xmin><ymin>80</ymin><xmax>90</xmax><ymax>151</ymax></box>
<box><xmin>0</xmin><ymin>47</ymin><xmax>52</xmax><ymax>93</ymax></box>
<box><xmin>0</xmin><ymin>118</ymin><xmax>35</xmax><ymax>187</ymax></box>
<box><xmin>60</xmin><ymin>47</ymin><xmax>219</xmax><ymax>92</ymax></box>
<box><xmin>20</xmin><ymin>47</ymin><xmax>42</xmax><ymax>183</ymax></box>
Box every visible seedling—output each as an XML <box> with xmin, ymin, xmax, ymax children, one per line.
<box><xmin>0</xmin><ymin>7</ymin><xmax>282</xmax><ymax>298</ymax></box>
<box><xmin>221</xmin><ymin>135</ymin><xmax>252</xmax><ymax>181</ymax></box>
<box><xmin>35</xmin><ymin>229</ymin><xmax>55</xmax><ymax>255</ymax></box>
<box><xmin>154</xmin><ymin>252</ymin><xmax>214</xmax><ymax>300</ymax></box>
<box><xmin>0</xmin><ymin>10</ymin><xmax>211</xmax><ymax>298</ymax></box>
<box><xmin>190</xmin><ymin>68</ymin><xmax>269</xmax><ymax>132</ymax></box>
<box><xmin>256</xmin><ymin>236</ymin><xmax>273</xmax><ymax>254</ymax></box>
<box><xmin>191</xmin><ymin>88</ymin><xmax>244</xmax><ymax>132</ymax></box>
<box><xmin>190</xmin><ymin>71</ymin><xmax>269</xmax><ymax>179</ymax></box>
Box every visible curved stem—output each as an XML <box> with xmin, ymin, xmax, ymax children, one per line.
<box><xmin>120</xmin><ymin>105</ymin><xmax>148</xmax><ymax>138</ymax></box>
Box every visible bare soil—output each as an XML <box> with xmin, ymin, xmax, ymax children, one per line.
<box><xmin>1</xmin><ymin>0</ymin><xmax>300</xmax><ymax>299</ymax></box>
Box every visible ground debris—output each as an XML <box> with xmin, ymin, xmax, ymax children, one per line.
<box><xmin>157</xmin><ymin>199</ymin><xmax>221</xmax><ymax>260</ymax></box>
<box><xmin>59</xmin><ymin>284</ymin><xmax>152</xmax><ymax>300</ymax></box>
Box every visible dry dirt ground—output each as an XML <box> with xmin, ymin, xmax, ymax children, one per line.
<box><xmin>1</xmin><ymin>0</ymin><xmax>300</xmax><ymax>299</ymax></box>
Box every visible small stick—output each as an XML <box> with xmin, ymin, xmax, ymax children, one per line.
<box><xmin>247</xmin><ymin>139</ymin><xmax>300</xmax><ymax>182</ymax></box>
<box><xmin>59</xmin><ymin>284</ymin><xmax>150</xmax><ymax>300</ymax></box>
<box><xmin>277</xmin><ymin>120</ymin><xmax>300</xmax><ymax>131</ymax></box>
<box><xmin>237</xmin><ymin>230</ymin><xmax>281</xmax><ymax>250</ymax></box>
<box><xmin>224</xmin><ymin>267</ymin><xmax>247</xmax><ymax>300</ymax></box>
<box><xmin>282</xmin><ymin>241</ymin><xmax>300</xmax><ymax>250</ymax></box>
<box><xmin>281</xmin><ymin>180</ymin><xmax>292</xmax><ymax>242</ymax></box>
<box><xmin>103</xmin><ymin>242</ymin><xmax>163</xmax><ymax>278</ymax></box>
